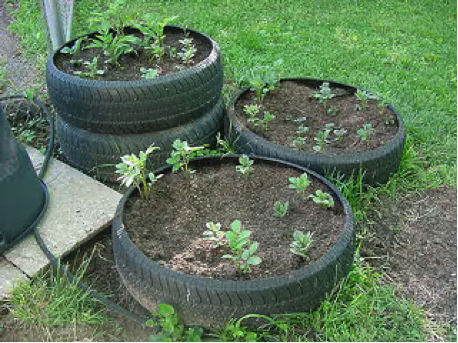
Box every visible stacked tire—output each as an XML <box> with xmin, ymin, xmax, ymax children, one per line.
<box><xmin>46</xmin><ymin>26</ymin><xmax>224</xmax><ymax>181</ymax></box>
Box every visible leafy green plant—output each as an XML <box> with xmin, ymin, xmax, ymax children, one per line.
<box><xmin>203</xmin><ymin>222</ymin><xmax>227</xmax><ymax>248</ymax></box>
<box><xmin>60</xmin><ymin>37</ymin><xmax>87</xmax><ymax>55</ymax></box>
<box><xmin>178</xmin><ymin>38</ymin><xmax>197</xmax><ymax>66</ymax></box>
<box><xmin>146</xmin><ymin>304</ymin><xmax>203</xmax><ymax>342</ymax></box>
<box><xmin>166</xmin><ymin>139</ymin><xmax>205</xmax><ymax>175</ymax></box>
<box><xmin>327</xmin><ymin>106</ymin><xmax>339</xmax><ymax>116</ymax></box>
<box><xmin>312</xmin><ymin>82</ymin><xmax>335</xmax><ymax>109</ymax></box>
<box><xmin>216</xmin><ymin>132</ymin><xmax>237</xmax><ymax>154</ymax></box>
<box><xmin>236</xmin><ymin>154</ymin><xmax>254</xmax><ymax>177</ymax></box>
<box><xmin>140</xmin><ymin>67</ymin><xmax>159</xmax><ymax>79</ymax></box>
<box><xmin>309</xmin><ymin>189</ymin><xmax>335</xmax><ymax>208</ymax></box>
<box><xmin>288</xmin><ymin>173</ymin><xmax>311</xmax><ymax>198</ymax></box>
<box><xmin>73</xmin><ymin>57</ymin><xmax>106</xmax><ymax>79</ymax></box>
<box><xmin>333</xmin><ymin>128</ymin><xmax>348</xmax><ymax>141</ymax></box>
<box><xmin>290</xmin><ymin>230</ymin><xmax>314</xmax><ymax>258</ymax></box>
<box><xmin>222</xmin><ymin>220</ymin><xmax>262</xmax><ymax>274</ymax></box>
<box><xmin>86</xmin><ymin>31</ymin><xmax>140</xmax><ymax>67</ymax></box>
<box><xmin>296</xmin><ymin>124</ymin><xmax>309</xmax><ymax>135</ymax></box>
<box><xmin>273</xmin><ymin>201</ymin><xmax>289</xmax><ymax>218</ymax></box>
<box><xmin>247</xmin><ymin>111</ymin><xmax>275</xmax><ymax>132</ymax></box>
<box><xmin>355</xmin><ymin>89</ymin><xmax>379</xmax><ymax>110</ymax></box>
<box><xmin>291</xmin><ymin>136</ymin><xmax>307</xmax><ymax>149</ymax></box>
<box><xmin>243</xmin><ymin>103</ymin><xmax>261</xmax><ymax>118</ymax></box>
<box><xmin>115</xmin><ymin>145</ymin><xmax>162</xmax><ymax>200</ymax></box>
<box><xmin>243</xmin><ymin>60</ymin><xmax>283</xmax><ymax>102</ymax></box>
<box><xmin>378</xmin><ymin>99</ymin><xmax>388</xmax><ymax>115</ymax></box>
<box><xmin>313</xmin><ymin>129</ymin><xmax>331</xmax><ymax>153</ymax></box>
<box><xmin>88</xmin><ymin>0</ymin><xmax>132</xmax><ymax>35</ymax></box>
<box><xmin>357</xmin><ymin>123</ymin><xmax>376</xmax><ymax>141</ymax></box>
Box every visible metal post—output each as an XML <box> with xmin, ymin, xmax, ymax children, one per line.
<box><xmin>41</xmin><ymin>0</ymin><xmax>74</xmax><ymax>52</ymax></box>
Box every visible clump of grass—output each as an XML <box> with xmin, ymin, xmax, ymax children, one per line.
<box><xmin>9</xmin><ymin>253</ymin><xmax>105</xmax><ymax>327</ymax></box>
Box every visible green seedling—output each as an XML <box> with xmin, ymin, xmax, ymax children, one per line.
<box><xmin>312</xmin><ymin>82</ymin><xmax>335</xmax><ymax>109</ymax></box>
<box><xmin>243</xmin><ymin>60</ymin><xmax>283</xmax><ymax>102</ymax></box>
<box><xmin>313</xmin><ymin>129</ymin><xmax>331</xmax><ymax>153</ymax></box>
<box><xmin>236</xmin><ymin>154</ymin><xmax>254</xmax><ymax>177</ymax></box>
<box><xmin>166</xmin><ymin>139</ymin><xmax>205</xmax><ymax>175</ymax></box>
<box><xmin>357</xmin><ymin>123</ymin><xmax>376</xmax><ymax>141</ymax></box>
<box><xmin>378</xmin><ymin>99</ymin><xmax>388</xmax><ymax>115</ymax></box>
<box><xmin>203</xmin><ymin>222</ymin><xmax>227</xmax><ymax>248</ymax></box>
<box><xmin>73</xmin><ymin>57</ymin><xmax>105</xmax><ymax>79</ymax></box>
<box><xmin>216</xmin><ymin>132</ymin><xmax>236</xmax><ymax>154</ymax></box>
<box><xmin>222</xmin><ymin>220</ymin><xmax>262</xmax><ymax>274</ymax></box>
<box><xmin>309</xmin><ymin>189</ymin><xmax>335</xmax><ymax>208</ymax></box>
<box><xmin>60</xmin><ymin>37</ymin><xmax>86</xmax><ymax>55</ymax></box>
<box><xmin>273</xmin><ymin>201</ymin><xmax>289</xmax><ymax>218</ymax></box>
<box><xmin>140</xmin><ymin>67</ymin><xmax>159</xmax><ymax>79</ymax></box>
<box><xmin>355</xmin><ymin>89</ymin><xmax>379</xmax><ymax>110</ymax></box>
<box><xmin>86</xmin><ymin>32</ymin><xmax>140</xmax><ymax>67</ymax></box>
<box><xmin>88</xmin><ymin>0</ymin><xmax>131</xmax><ymax>35</ymax></box>
<box><xmin>178</xmin><ymin>38</ymin><xmax>197</xmax><ymax>66</ymax></box>
<box><xmin>291</xmin><ymin>136</ymin><xmax>307</xmax><ymax>149</ymax></box>
<box><xmin>146</xmin><ymin>304</ymin><xmax>203</xmax><ymax>342</ymax></box>
<box><xmin>136</xmin><ymin>16</ymin><xmax>177</xmax><ymax>63</ymax></box>
<box><xmin>243</xmin><ymin>104</ymin><xmax>261</xmax><ymax>119</ymax></box>
<box><xmin>288</xmin><ymin>173</ymin><xmax>311</xmax><ymax>199</ymax></box>
<box><xmin>290</xmin><ymin>230</ymin><xmax>314</xmax><ymax>258</ymax></box>
<box><xmin>296</xmin><ymin>125</ymin><xmax>309</xmax><ymax>135</ymax></box>
<box><xmin>327</xmin><ymin>106</ymin><xmax>339</xmax><ymax>116</ymax></box>
<box><xmin>333</xmin><ymin>128</ymin><xmax>348</xmax><ymax>141</ymax></box>
<box><xmin>115</xmin><ymin>144</ymin><xmax>163</xmax><ymax>200</ymax></box>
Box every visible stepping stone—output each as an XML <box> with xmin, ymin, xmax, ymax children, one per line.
<box><xmin>0</xmin><ymin>147</ymin><xmax>122</xmax><ymax>299</ymax></box>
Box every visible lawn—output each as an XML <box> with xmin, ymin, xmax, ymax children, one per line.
<box><xmin>3</xmin><ymin>0</ymin><xmax>457</xmax><ymax>341</ymax></box>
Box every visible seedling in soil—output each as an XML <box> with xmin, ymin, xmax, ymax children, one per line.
<box><xmin>236</xmin><ymin>154</ymin><xmax>254</xmax><ymax>177</ymax></box>
<box><xmin>273</xmin><ymin>201</ymin><xmax>290</xmax><ymax>218</ymax></box>
<box><xmin>178</xmin><ymin>38</ymin><xmax>197</xmax><ymax>66</ymax></box>
<box><xmin>60</xmin><ymin>37</ymin><xmax>86</xmax><ymax>55</ymax></box>
<box><xmin>355</xmin><ymin>89</ymin><xmax>379</xmax><ymax>110</ymax></box>
<box><xmin>247</xmin><ymin>111</ymin><xmax>275</xmax><ymax>132</ymax></box>
<box><xmin>291</xmin><ymin>136</ymin><xmax>307</xmax><ymax>149</ymax></box>
<box><xmin>288</xmin><ymin>173</ymin><xmax>311</xmax><ymax>199</ymax></box>
<box><xmin>290</xmin><ymin>230</ymin><xmax>314</xmax><ymax>258</ymax></box>
<box><xmin>309</xmin><ymin>190</ymin><xmax>335</xmax><ymax>208</ymax></box>
<box><xmin>166</xmin><ymin>139</ymin><xmax>205</xmax><ymax>175</ymax></box>
<box><xmin>333</xmin><ymin>128</ymin><xmax>348</xmax><ymax>141</ymax></box>
<box><xmin>140</xmin><ymin>67</ymin><xmax>159</xmax><ymax>79</ymax></box>
<box><xmin>357</xmin><ymin>123</ymin><xmax>376</xmax><ymax>142</ymax></box>
<box><xmin>313</xmin><ymin>129</ymin><xmax>331</xmax><ymax>153</ymax></box>
<box><xmin>222</xmin><ymin>220</ymin><xmax>262</xmax><ymax>274</ymax></box>
<box><xmin>327</xmin><ymin>106</ymin><xmax>339</xmax><ymax>116</ymax></box>
<box><xmin>115</xmin><ymin>144</ymin><xmax>163</xmax><ymax>200</ymax></box>
<box><xmin>243</xmin><ymin>60</ymin><xmax>283</xmax><ymax>102</ymax></box>
<box><xmin>86</xmin><ymin>31</ymin><xmax>140</xmax><ymax>67</ymax></box>
<box><xmin>296</xmin><ymin>125</ymin><xmax>309</xmax><ymax>135</ymax></box>
<box><xmin>88</xmin><ymin>0</ymin><xmax>131</xmax><ymax>36</ymax></box>
<box><xmin>312</xmin><ymin>82</ymin><xmax>335</xmax><ymax>109</ymax></box>
<box><xmin>243</xmin><ymin>104</ymin><xmax>261</xmax><ymax>119</ymax></box>
<box><xmin>378</xmin><ymin>99</ymin><xmax>388</xmax><ymax>115</ymax></box>
<box><xmin>216</xmin><ymin>132</ymin><xmax>237</xmax><ymax>154</ymax></box>
<box><xmin>203</xmin><ymin>222</ymin><xmax>227</xmax><ymax>248</ymax></box>
<box><xmin>73</xmin><ymin>57</ymin><xmax>105</xmax><ymax>79</ymax></box>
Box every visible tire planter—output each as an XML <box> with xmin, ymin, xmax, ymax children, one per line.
<box><xmin>112</xmin><ymin>155</ymin><xmax>355</xmax><ymax>329</ymax></box>
<box><xmin>226</xmin><ymin>78</ymin><xmax>406</xmax><ymax>186</ymax></box>
<box><xmin>57</xmin><ymin>98</ymin><xmax>225</xmax><ymax>180</ymax></box>
<box><xmin>46</xmin><ymin>26</ymin><xmax>223</xmax><ymax>134</ymax></box>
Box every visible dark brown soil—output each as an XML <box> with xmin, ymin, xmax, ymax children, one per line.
<box><xmin>54</xmin><ymin>27</ymin><xmax>212</xmax><ymax>81</ymax></box>
<box><xmin>234</xmin><ymin>80</ymin><xmax>399</xmax><ymax>154</ymax></box>
<box><xmin>123</xmin><ymin>159</ymin><xmax>346</xmax><ymax>281</ymax></box>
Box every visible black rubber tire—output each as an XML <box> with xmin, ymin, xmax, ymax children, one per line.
<box><xmin>225</xmin><ymin>78</ymin><xmax>406</xmax><ymax>186</ymax></box>
<box><xmin>56</xmin><ymin>98</ymin><xmax>224</xmax><ymax>181</ymax></box>
<box><xmin>46</xmin><ymin>26</ymin><xmax>223</xmax><ymax>134</ymax></box>
<box><xmin>112</xmin><ymin>155</ymin><xmax>355</xmax><ymax>329</ymax></box>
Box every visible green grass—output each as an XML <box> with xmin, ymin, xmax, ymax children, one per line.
<box><xmin>9</xmin><ymin>0</ymin><xmax>456</xmax><ymax>186</ymax></box>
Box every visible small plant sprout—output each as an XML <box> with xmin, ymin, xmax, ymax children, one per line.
<box><xmin>203</xmin><ymin>222</ymin><xmax>227</xmax><ymax>248</ymax></box>
<box><xmin>333</xmin><ymin>128</ymin><xmax>348</xmax><ymax>141</ymax></box>
<box><xmin>136</xmin><ymin>16</ymin><xmax>177</xmax><ymax>63</ymax></box>
<box><xmin>115</xmin><ymin>144</ymin><xmax>163</xmax><ymax>200</ymax></box>
<box><xmin>247</xmin><ymin>110</ymin><xmax>275</xmax><ymax>132</ymax></box>
<box><xmin>243</xmin><ymin>104</ymin><xmax>262</xmax><ymax>119</ymax></box>
<box><xmin>312</xmin><ymin>82</ymin><xmax>335</xmax><ymax>109</ymax></box>
<box><xmin>236</xmin><ymin>154</ymin><xmax>254</xmax><ymax>177</ymax></box>
<box><xmin>327</xmin><ymin>106</ymin><xmax>339</xmax><ymax>116</ymax></box>
<box><xmin>60</xmin><ymin>37</ymin><xmax>86</xmax><ymax>55</ymax></box>
<box><xmin>288</xmin><ymin>173</ymin><xmax>311</xmax><ymax>199</ymax></box>
<box><xmin>73</xmin><ymin>57</ymin><xmax>105</xmax><ymax>79</ymax></box>
<box><xmin>309</xmin><ymin>190</ymin><xmax>335</xmax><ymax>208</ymax></box>
<box><xmin>355</xmin><ymin>89</ymin><xmax>379</xmax><ymax>110</ymax></box>
<box><xmin>313</xmin><ymin>129</ymin><xmax>331</xmax><ymax>153</ymax></box>
<box><xmin>290</xmin><ymin>231</ymin><xmax>314</xmax><ymax>258</ymax></box>
<box><xmin>296</xmin><ymin>125</ymin><xmax>309</xmax><ymax>135</ymax></box>
<box><xmin>357</xmin><ymin>123</ymin><xmax>376</xmax><ymax>142</ymax></box>
<box><xmin>273</xmin><ymin>201</ymin><xmax>289</xmax><ymax>218</ymax></box>
<box><xmin>166</xmin><ymin>139</ymin><xmax>205</xmax><ymax>175</ymax></box>
<box><xmin>86</xmin><ymin>32</ymin><xmax>140</xmax><ymax>67</ymax></box>
<box><xmin>244</xmin><ymin>60</ymin><xmax>283</xmax><ymax>102</ymax></box>
<box><xmin>292</xmin><ymin>136</ymin><xmax>307</xmax><ymax>149</ymax></box>
<box><xmin>178</xmin><ymin>38</ymin><xmax>197</xmax><ymax>66</ymax></box>
<box><xmin>378</xmin><ymin>99</ymin><xmax>388</xmax><ymax>115</ymax></box>
<box><xmin>222</xmin><ymin>220</ymin><xmax>262</xmax><ymax>274</ymax></box>
<box><xmin>140</xmin><ymin>67</ymin><xmax>159</xmax><ymax>79</ymax></box>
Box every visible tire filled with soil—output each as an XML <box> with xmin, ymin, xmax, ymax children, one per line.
<box><xmin>112</xmin><ymin>155</ymin><xmax>355</xmax><ymax>328</ymax></box>
<box><xmin>226</xmin><ymin>78</ymin><xmax>406</xmax><ymax>185</ymax></box>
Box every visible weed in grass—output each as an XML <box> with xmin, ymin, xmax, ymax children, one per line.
<box><xmin>10</xmin><ymin>255</ymin><xmax>104</xmax><ymax>327</ymax></box>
